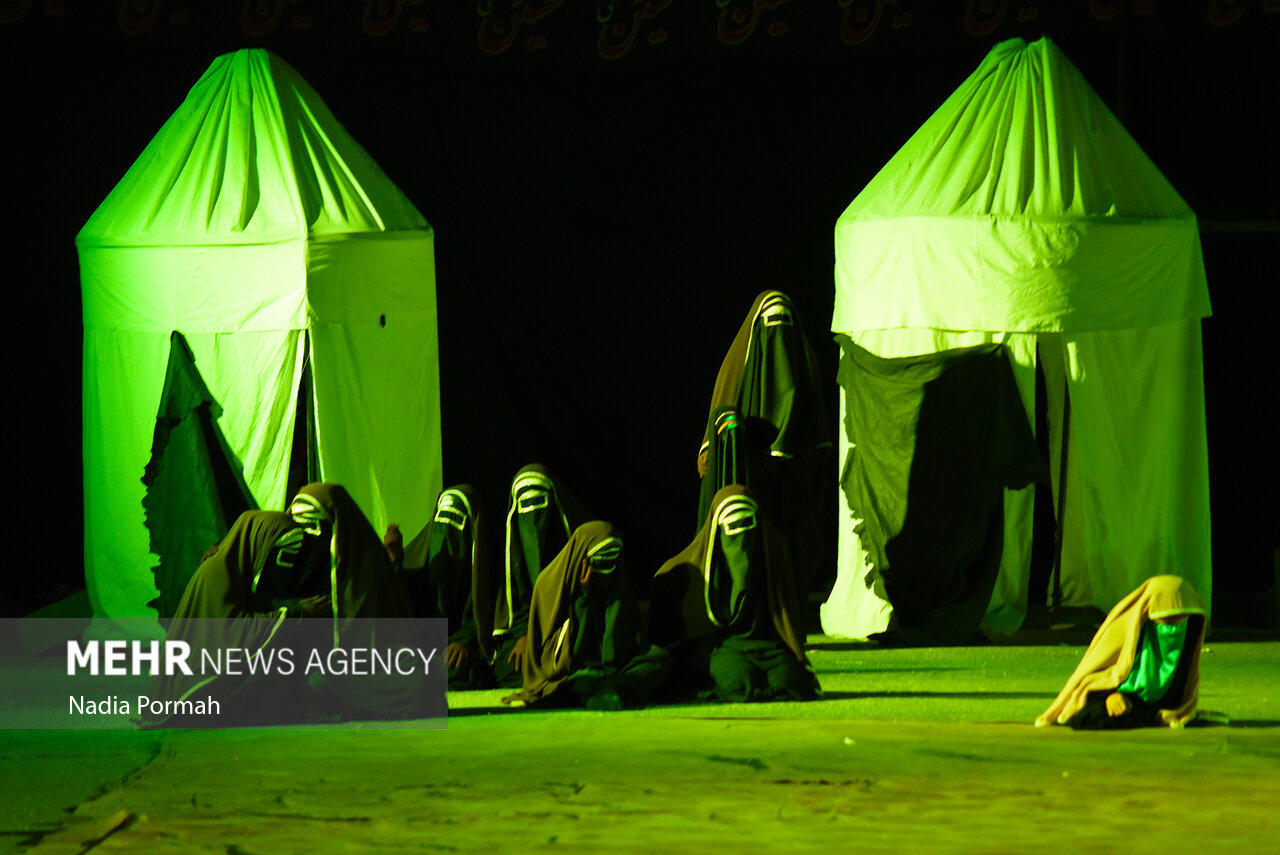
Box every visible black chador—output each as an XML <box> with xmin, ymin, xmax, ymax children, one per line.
<box><xmin>402</xmin><ymin>485</ymin><xmax>494</xmax><ymax>689</ymax></box>
<box><xmin>503</xmin><ymin>522</ymin><xmax>671</xmax><ymax>710</ymax></box>
<box><xmin>489</xmin><ymin>464</ymin><xmax>591</xmax><ymax>687</ymax></box>
<box><xmin>653</xmin><ymin>485</ymin><xmax>819</xmax><ymax>702</ymax></box>
<box><xmin>697</xmin><ymin>290</ymin><xmax>832</xmax><ymax>596</ymax></box>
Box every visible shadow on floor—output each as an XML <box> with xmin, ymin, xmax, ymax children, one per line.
<box><xmin>820</xmin><ymin>690</ymin><xmax>1055</xmax><ymax>701</ymax></box>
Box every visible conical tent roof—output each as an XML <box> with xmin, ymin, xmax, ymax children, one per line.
<box><xmin>78</xmin><ymin>48</ymin><xmax>426</xmax><ymax>247</ymax></box>
<box><xmin>833</xmin><ymin>37</ymin><xmax>1211</xmax><ymax>334</ymax></box>
<box><xmin>78</xmin><ymin>48</ymin><xmax>436</xmax><ymax>337</ymax></box>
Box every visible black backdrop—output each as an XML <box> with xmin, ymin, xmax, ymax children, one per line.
<box><xmin>3</xmin><ymin>0</ymin><xmax>1276</xmax><ymax>620</ymax></box>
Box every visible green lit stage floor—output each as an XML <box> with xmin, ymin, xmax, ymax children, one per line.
<box><xmin>9</xmin><ymin>640</ymin><xmax>1280</xmax><ymax>854</ymax></box>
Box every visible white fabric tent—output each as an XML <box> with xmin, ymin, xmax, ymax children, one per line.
<box><xmin>821</xmin><ymin>37</ymin><xmax>1212</xmax><ymax>638</ymax></box>
<box><xmin>78</xmin><ymin>49</ymin><xmax>442</xmax><ymax>621</ymax></box>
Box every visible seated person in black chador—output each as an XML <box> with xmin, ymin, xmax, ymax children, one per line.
<box><xmin>651</xmin><ymin>485</ymin><xmax>819</xmax><ymax>702</ymax></box>
<box><xmin>285</xmin><ymin>482</ymin><xmax>415</xmax><ymax>622</ymax></box>
<box><xmin>142</xmin><ymin>509</ymin><xmax>329</xmax><ymax>726</ymax></box>
<box><xmin>489</xmin><ymin>464</ymin><xmax>590</xmax><ymax>688</ymax></box>
<box><xmin>144</xmin><ymin>482</ymin><xmax>420</xmax><ymax>725</ymax></box>
<box><xmin>501</xmin><ymin>522</ymin><xmax>671</xmax><ymax>710</ymax></box>
<box><xmin>398</xmin><ymin>485</ymin><xmax>494</xmax><ymax>690</ymax></box>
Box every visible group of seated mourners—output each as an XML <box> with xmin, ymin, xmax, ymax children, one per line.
<box><xmin>393</xmin><ymin>462</ymin><xmax>823</xmax><ymax>710</ymax></box>
<box><xmin>152</xmin><ymin>291</ymin><xmax>1213</xmax><ymax>729</ymax></box>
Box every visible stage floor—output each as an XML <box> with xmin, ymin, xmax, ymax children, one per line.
<box><xmin>6</xmin><ymin>639</ymin><xmax>1279</xmax><ymax>853</ymax></box>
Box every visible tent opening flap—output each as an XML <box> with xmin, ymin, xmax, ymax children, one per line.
<box><xmin>284</xmin><ymin>335</ymin><xmax>320</xmax><ymax>507</ymax></box>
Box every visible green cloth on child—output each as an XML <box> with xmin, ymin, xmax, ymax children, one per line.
<box><xmin>1117</xmin><ymin>620</ymin><xmax>1188</xmax><ymax>704</ymax></box>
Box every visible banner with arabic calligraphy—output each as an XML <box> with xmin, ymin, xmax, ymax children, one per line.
<box><xmin>3</xmin><ymin>1</ymin><xmax>1274</xmax><ymax>64</ymax></box>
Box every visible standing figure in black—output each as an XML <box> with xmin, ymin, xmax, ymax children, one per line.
<box><xmin>490</xmin><ymin>464</ymin><xmax>590</xmax><ymax>687</ymax></box>
<box><xmin>697</xmin><ymin>291</ymin><xmax>831</xmax><ymax>597</ymax></box>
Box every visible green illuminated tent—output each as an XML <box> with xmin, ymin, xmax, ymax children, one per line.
<box><xmin>78</xmin><ymin>49</ymin><xmax>442</xmax><ymax>621</ymax></box>
<box><xmin>821</xmin><ymin>37</ymin><xmax>1212</xmax><ymax>638</ymax></box>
